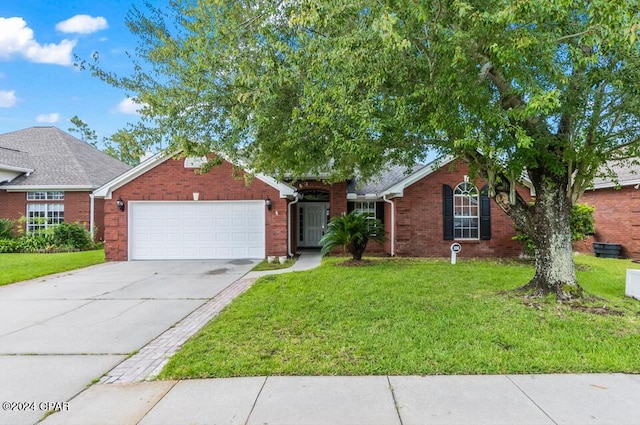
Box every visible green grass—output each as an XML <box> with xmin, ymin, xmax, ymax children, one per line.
<box><xmin>159</xmin><ymin>255</ymin><xmax>640</xmax><ymax>378</ymax></box>
<box><xmin>0</xmin><ymin>250</ymin><xmax>105</xmax><ymax>286</ymax></box>
<box><xmin>251</xmin><ymin>258</ymin><xmax>297</xmax><ymax>271</ymax></box>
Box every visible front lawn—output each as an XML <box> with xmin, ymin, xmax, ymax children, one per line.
<box><xmin>159</xmin><ymin>255</ymin><xmax>640</xmax><ymax>378</ymax></box>
<box><xmin>0</xmin><ymin>250</ymin><xmax>105</xmax><ymax>286</ymax></box>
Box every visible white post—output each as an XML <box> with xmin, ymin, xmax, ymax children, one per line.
<box><xmin>450</xmin><ymin>243</ymin><xmax>461</xmax><ymax>265</ymax></box>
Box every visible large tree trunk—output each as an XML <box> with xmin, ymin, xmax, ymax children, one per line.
<box><xmin>522</xmin><ymin>172</ymin><xmax>582</xmax><ymax>300</ymax></box>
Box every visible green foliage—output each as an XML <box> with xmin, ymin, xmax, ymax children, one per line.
<box><xmin>103</xmin><ymin>128</ymin><xmax>153</xmax><ymax>166</ymax></box>
<box><xmin>52</xmin><ymin>222</ymin><xmax>94</xmax><ymax>250</ymax></box>
<box><xmin>0</xmin><ymin>239</ymin><xmax>19</xmax><ymax>253</ymax></box>
<box><xmin>0</xmin><ymin>218</ymin><xmax>16</xmax><ymax>239</ymax></box>
<box><xmin>0</xmin><ymin>221</ymin><xmax>94</xmax><ymax>253</ymax></box>
<box><xmin>68</xmin><ymin>116</ymin><xmax>98</xmax><ymax>146</ymax></box>
<box><xmin>17</xmin><ymin>231</ymin><xmax>56</xmax><ymax>253</ymax></box>
<box><xmin>570</xmin><ymin>204</ymin><xmax>596</xmax><ymax>241</ymax></box>
<box><xmin>319</xmin><ymin>211</ymin><xmax>386</xmax><ymax>261</ymax></box>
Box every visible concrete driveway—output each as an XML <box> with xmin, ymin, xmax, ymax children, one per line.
<box><xmin>0</xmin><ymin>259</ymin><xmax>257</xmax><ymax>425</ymax></box>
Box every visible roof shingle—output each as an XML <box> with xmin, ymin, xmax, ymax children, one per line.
<box><xmin>0</xmin><ymin>127</ymin><xmax>131</xmax><ymax>188</ymax></box>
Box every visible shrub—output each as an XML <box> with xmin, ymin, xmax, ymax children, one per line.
<box><xmin>17</xmin><ymin>232</ymin><xmax>56</xmax><ymax>252</ymax></box>
<box><xmin>319</xmin><ymin>211</ymin><xmax>387</xmax><ymax>261</ymax></box>
<box><xmin>0</xmin><ymin>218</ymin><xmax>16</xmax><ymax>239</ymax></box>
<box><xmin>52</xmin><ymin>222</ymin><xmax>93</xmax><ymax>250</ymax></box>
<box><xmin>570</xmin><ymin>203</ymin><xmax>595</xmax><ymax>241</ymax></box>
<box><xmin>0</xmin><ymin>239</ymin><xmax>19</xmax><ymax>253</ymax></box>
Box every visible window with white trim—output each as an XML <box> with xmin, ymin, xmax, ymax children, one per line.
<box><xmin>453</xmin><ymin>182</ymin><xmax>479</xmax><ymax>239</ymax></box>
<box><xmin>26</xmin><ymin>204</ymin><xmax>64</xmax><ymax>234</ymax></box>
<box><xmin>26</xmin><ymin>191</ymin><xmax>65</xmax><ymax>200</ymax></box>
<box><xmin>353</xmin><ymin>201</ymin><xmax>376</xmax><ymax>220</ymax></box>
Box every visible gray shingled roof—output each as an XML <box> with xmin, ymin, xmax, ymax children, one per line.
<box><xmin>0</xmin><ymin>127</ymin><xmax>131</xmax><ymax>188</ymax></box>
<box><xmin>592</xmin><ymin>159</ymin><xmax>640</xmax><ymax>188</ymax></box>
<box><xmin>347</xmin><ymin>163</ymin><xmax>422</xmax><ymax>195</ymax></box>
<box><xmin>0</xmin><ymin>146</ymin><xmax>32</xmax><ymax>170</ymax></box>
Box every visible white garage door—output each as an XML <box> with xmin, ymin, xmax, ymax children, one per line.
<box><xmin>129</xmin><ymin>201</ymin><xmax>265</xmax><ymax>260</ymax></box>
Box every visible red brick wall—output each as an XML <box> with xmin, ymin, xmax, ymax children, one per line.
<box><xmin>103</xmin><ymin>157</ymin><xmax>286</xmax><ymax>261</ymax></box>
<box><xmin>392</xmin><ymin>161</ymin><xmax>524</xmax><ymax>258</ymax></box>
<box><xmin>576</xmin><ymin>186</ymin><xmax>640</xmax><ymax>259</ymax></box>
<box><xmin>0</xmin><ymin>190</ymin><xmax>102</xmax><ymax>239</ymax></box>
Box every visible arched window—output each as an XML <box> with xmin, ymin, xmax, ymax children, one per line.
<box><xmin>453</xmin><ymin>182</ymin><xmax>479</xmax><ymax>239</ymax></box>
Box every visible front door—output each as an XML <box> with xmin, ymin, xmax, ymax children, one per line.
<box><xmin>299</xmin><ymin>202</ymin><xmax>329</xmax><ymax>247</ymax></box>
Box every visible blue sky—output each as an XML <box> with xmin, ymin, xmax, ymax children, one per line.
<box><xmin>0</xmin><ymin>0</ymin><xmax>153</xmax><ymax>145</ymax></box>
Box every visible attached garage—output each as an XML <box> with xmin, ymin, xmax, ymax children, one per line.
<box><xmin>129</xmin><ymin>201</ymin><xmax>265</xmax><ymax>260</ymax></box>
<box><xmin>94</xmin><ymin>151</ymin><xmax>295</xmax><ymax>261</ymax></box>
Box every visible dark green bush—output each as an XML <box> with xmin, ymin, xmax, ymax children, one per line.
<box><xmin>52</xmin><ymin>222</ymin><xmax>93</xmax><ymax>250</ymax></box>
<box><xmin>0</xmin><ymin>218</ymin><xmax>16</xmax><ymax>239</ymax></box>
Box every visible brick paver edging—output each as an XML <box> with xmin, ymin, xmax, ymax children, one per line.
<box><xmin>100</xmin><ymin>277</ymin><xmax>257</xmax><ymax>384</ymax></box>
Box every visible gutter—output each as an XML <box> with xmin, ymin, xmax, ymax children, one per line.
<box><xmin>383</xmin><ymin>194</ymin><xmax>395</xmax><ymax>257</ymax></box>
<box><xmin>89</xmin><ymin>192</ymin><xmax>95</xmax><ymax>240</ymax></box>
<box><xmin>287</xmin><ymin>193</ymin><xmax>300</xmax><ymax>257</ymax></box>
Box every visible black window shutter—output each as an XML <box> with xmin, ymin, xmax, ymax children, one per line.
<box><xmin>480</xmin><ymin>185</ymin><xmax>491</xmax><ymax>240</ymax></box>
<box><xmin>347</xmin><ymin>202</ymin><xmax>355</xmax><ymax>213</ymax></box>
<box><xmin>376</xmin><ymin>202</ymin><xmax>385</xmax><ymax>224</ymax></box>
<box><xmin>443</xmin><ymin>184</ymin><xmax>454</xmax><ymax>240</ymax></box>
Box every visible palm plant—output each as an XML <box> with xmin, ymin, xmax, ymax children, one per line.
<box><xmin>319</xmin><ymin>211</ymin><xmax>387</xmax><ymax>261</ymax></box>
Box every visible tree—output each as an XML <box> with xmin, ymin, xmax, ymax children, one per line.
<box><xmin>68</xmin><ymin>116</ymin><xmax>98</xmax><ymax>146</ymax></box>
<box><xmin>103</xmin><ymin>129</ymin><xmax>149</xmax><ymax>166</ymax></box>
<box><xmin>319</xmin><ymin>211</ymin><xmax>386</xmax><ymax>261</ymax></box>
<box><xmin>87</xmin><ymin>1</ymin><xmax>640</xmax><ymax>300</ymax></box>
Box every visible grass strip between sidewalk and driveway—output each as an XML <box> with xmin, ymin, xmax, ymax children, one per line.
<box><xmin>159</xmin><ymin>255</ymin><xmax>640</xmax><ymax>378</ymax></box>
<box><xmin>0</xmin><ymin>250</ymin><xmax>105</xmax><ymax>286</ymax></box>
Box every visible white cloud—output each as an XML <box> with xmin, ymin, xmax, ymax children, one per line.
<box><xmin>0</xmin><ymin>17</ymin><xmax>76</xmax><ymax>66</ymax></box>
<box><xmin>0</xmin><ymin>90</ymin><xmax>18</xmax><ymax>108</ymax></box>
<box><xmin>35</xmin><ymin>113</ymin><xmax>60</xmax><ymax>123</ymax></box>
<box><xmin>0</xmin><ymin>90</ymin><xmax>17</xmax><ymax>107</ymax></box>
<box><xmin>56</xmin><ymin>15</ymin><xmax>108</xmax><ymax>35</ymax></box>
<box><xmin>115</xmin><ymin>98</ymin><xmax>144</xmax><ymax>115</ymax></box>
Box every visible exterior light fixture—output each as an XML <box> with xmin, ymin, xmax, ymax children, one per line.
<box><xmin>265</xmin><ymin>197</ymin><xmax>272</xmax><ymax>211</ymax></box>
<box><xmin>116</xmin><ymin>196</ymin><xmax>125</xmax><ymax>212</ymax></box>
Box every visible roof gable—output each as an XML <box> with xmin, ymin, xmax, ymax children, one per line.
<box><xmin>93</xmin><ymin>150</ymin><xmax>296</xmax><ymax>199</ymax></box>
<box><xmin>379</xmin><ymin>156</ymin><xmax>456</xmax><ymax>198</ymax></box>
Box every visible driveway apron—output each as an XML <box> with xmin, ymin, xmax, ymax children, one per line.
<box><xmin>0</xmin><ymin>259</ymin><xmax>256</xmax><ymax>425</ymax></box>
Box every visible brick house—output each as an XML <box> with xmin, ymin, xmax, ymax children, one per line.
<box><xmin>95</xmin><ymin>151</ymin><xmax>528</xmax><ymax>261</ymax></box>
<box><xmin>574</xmin><ymin>161</ymin><xmax>640</xmax><ymax>260</ymax></box>
<box><xmin>0</xmin><ymin>127</ymin><xmax>131</xmax><ymax>240</ymax></box>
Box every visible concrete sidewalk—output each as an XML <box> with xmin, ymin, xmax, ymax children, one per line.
<box><xmin>39</xmin><ymin>373</ymin><xmax>640</xmax><ymax>425</ymax></box>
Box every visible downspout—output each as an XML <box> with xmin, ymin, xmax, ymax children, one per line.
<box><xmin>287</xmin><ymin>193</ymin><xmax>300</xmax><ymax>258</ymax></box>
<box><xmin>383</xmin><ymin>194</ymin><xmax>395</xmax><ymax>257</ymax></box>
<box><xmin>89</xmin><ymin>192</ymin><xmax>95</xmax><ymax>240</ymax></box>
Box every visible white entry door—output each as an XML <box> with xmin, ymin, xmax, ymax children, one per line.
<box><xmin>129</xmin><ymin>201</ymin><xmax>265</xmax><ymax>260</ymax></box>
<box><xmin>299</xmin><ymin>202</ymin><xmax>328</xmax><ymax>247</ymax></box>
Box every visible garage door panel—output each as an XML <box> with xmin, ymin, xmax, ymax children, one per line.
<box><xmin>130</xmin><ymin>201</ymin><xmax>265</xmax><ymax>260</ymax></box>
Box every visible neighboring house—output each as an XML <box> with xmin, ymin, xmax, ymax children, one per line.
<box><xmin>94</xmin><ymin>151</ymin><xmax>528</xmax><ymax>261</ymax></box>
<box><xmin>575</xmin><ymin>161</ymin><xmax>640</xmax><ymax>260</ymax></box>
<box><xmin>0</xmin><ymin>127</ymin><xmax>132</xmax><ymax>240</ymax></box>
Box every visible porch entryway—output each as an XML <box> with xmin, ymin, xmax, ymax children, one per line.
<box><xmin>298</xmin><ymin>202</ymin><xmax>330</xmax><ymax>247</ymax></box>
